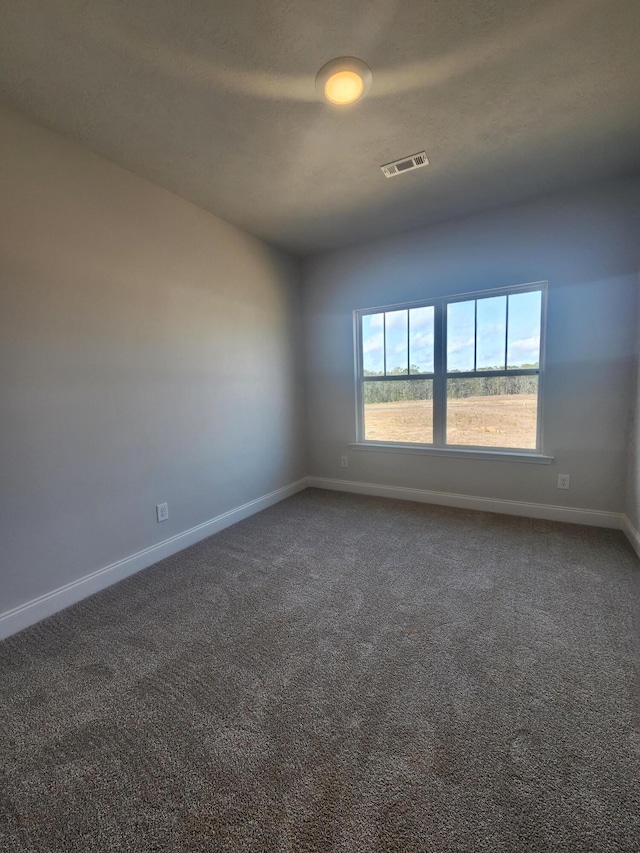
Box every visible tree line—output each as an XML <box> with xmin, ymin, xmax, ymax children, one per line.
<box><xmin>363</xmin><ymin>366</ymin><xmax>538</xmax><ymax>404</ymax></box>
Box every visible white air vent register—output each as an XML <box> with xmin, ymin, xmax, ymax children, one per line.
<box><xmin>381</xmin><ymin>151</ymin><xmax>429</xmax><ymax>178</ymax></box>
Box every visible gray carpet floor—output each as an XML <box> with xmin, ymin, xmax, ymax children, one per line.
<box><xmin>1</xmin><ymin>488</ymin><xmax>639</xmax><ymax>852</ymax></box>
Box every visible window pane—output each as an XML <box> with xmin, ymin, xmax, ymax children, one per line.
<box><xmin>409</xmin><ymin>306</ymin><xmax>434</xmax><ymax>373</ymax></box>
<box><xmin>507</xmin><ymin>291</ymin><xmax>542</xmax><ymax>368</ymax></box>
<box><xmin>364</xmin><ymin>380</ymin><xmax>433</xmax><ymax>443</ymax></box>
<box><xmin>476</xmin><ymin>295</ymin><xmax>506</xmax><ymax>370</ymax></box>
<box><xmin>447</xmin><ymin>300</ymin><xmax>475</xmax><ymax>372</ymax></box>
<box><xmin>385</xmin><ymin>310</ymin><xmax>408</xmax><ymax>375</ymax></box>
<box><xmin>446</xmin><ymin>376</ymin><xmax>538</xmax><ymax>448</ymax></box>
<box><xmin>362</xmin><ymin>313</ymin><xmax>384</xmax><ymax>376</ymax></box>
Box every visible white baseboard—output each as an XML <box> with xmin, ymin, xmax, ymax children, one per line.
<box><xmin>0</xmin><ymin>478</ymin><xmax>308</xmax><ymax>642</ymax></box>
<box><xmin>3</xmin><ymin>476</ymin><xmax>634</xmax><ymax>643</ymax></box>
<box><xmin>307</xmin><ymin>476</ymin><xmax>624</xmax><ymax>530</ymax></box>
<box><xmin>621</xmin><ymin>514</ymin><xmax>640</xmax><ymax>559</ymax></box>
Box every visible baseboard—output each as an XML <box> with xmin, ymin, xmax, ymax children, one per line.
<box><xmin>307</xmin><ymin>476</ymin><xmax>624</xmax><ymax>530</ymax></box>
<box><xmin>2</xmin><ymin>476</ymin><xmax>632</xmax><ymax>643</ymax></box>
<box><xmin>0</xmin><ymin>478</ymin><xmax>308</xmax><ymax>642</ymax></box>
<box><xmin>621</xmin><ymin>514</ymin><xmax>640</xmax><ymax>559</ymax></box>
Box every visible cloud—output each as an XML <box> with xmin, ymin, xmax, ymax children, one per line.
<box><xmin>448</xmin><ymin>336</ymin><xmax>474</xmax><ymax>355</ymax></box>
<box><xmin>479</xmin><ymin>322</ymin><xmax>505</xmax><ymax>336</ymax></box>
<box><xmin>409</xmin><ymin>308</ymin><xmax>434</xmax><ymax>331</ymax></box>
<box><xmin>509</xmin><ymin>335</ymin><xmax>539</xmax><ymax>355</ymax></box>
<box><xmin>410</xmin><ymin>331</ymin><xmax>434</xmax><ymax>348</ymax></box>
<box><xmin>385</xmin><ymin>310</ymin><xmax>407</xmax><ymax>331</ymax></box>
<box><xmin>363</xmin><ymin>332</ymin><xmax>384</xmax><ymax>355</ymax></box>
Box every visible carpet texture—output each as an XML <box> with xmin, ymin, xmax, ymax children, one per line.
<box><xmin>1</xmin><ymin>488</ymin><xmax>639</xmax><ymax>852</ymax></box>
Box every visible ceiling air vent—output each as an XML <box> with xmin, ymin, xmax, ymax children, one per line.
<box><xmin>381</xmin><ymin>151</ymin><xmax>429</xmax><ymax>178</ymax></box>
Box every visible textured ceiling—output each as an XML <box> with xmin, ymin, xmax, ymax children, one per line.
<box><xmin>1</xmin><ymin>0</ymin><xmax>639</xmax><ymax>255</ymax></box>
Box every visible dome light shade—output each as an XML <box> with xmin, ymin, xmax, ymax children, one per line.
<box><xmin>316</xmin><ymin>57</ymin><xmax>372</xmax><ymax>105</ymax></box>
<box><xmin>324</xmin><ymin>70</ymin><xmax>364</xmax><ymax>105</ymax></box>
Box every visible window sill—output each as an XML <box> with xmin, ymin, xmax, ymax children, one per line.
<box><xmin>348</xmin><ymin>442</ymin><xmax>554</xmax><ymax>464</ymax></box>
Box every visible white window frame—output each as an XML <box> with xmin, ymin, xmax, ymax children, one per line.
<box><xmin>352</xmin><ymin>280</ymin><xmax>551</xmax><ymax>463</ymax></box>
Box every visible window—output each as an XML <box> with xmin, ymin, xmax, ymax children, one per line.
<box><xmin>355</xmin><ymin>282</ymin><xmax>546</xmax><ymax>454</ymax></box>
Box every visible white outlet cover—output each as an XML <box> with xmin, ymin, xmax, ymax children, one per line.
<box><xmin>557</xmin><ymin>474</ymin><xmax>570</xmax><ymax>490</ymax></box>
<box><xmin>156</xmin><ymin>502</ymin><xmax>169</xmax><ymax>522</ymax></box>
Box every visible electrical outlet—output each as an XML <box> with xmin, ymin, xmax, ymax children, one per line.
<box><xmin>341</xmin><ymin>455</ymin><xmax>348</xmax><ymax>468</ymax></box>
<box><xmin>557</xmin><ymin>474</ymin><xmax>570</xmax><ymax>490</ymax></box>
<box><xmin>156</xmin><ymin>502</ymin><xmax>169</xmax><ymax>522</ymax></box>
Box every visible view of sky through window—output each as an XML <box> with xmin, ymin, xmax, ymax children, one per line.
<box><xmin>362</xmin><ymin>313</ymin><xmax>383</xmax><ymax>374</ymax></box>
<box><xmin>409</xmin><ymin>306</ymin><xmax>434</xmax><ymax>373</ymax></box>
<box><xmin>447</xmin><ymin>292</ymin><xmax>540</xmax><ymax>372</ymax></box>
<box><xmin>362</xmin><ymin>290</ymin><xmax>540</xmax><ymax>377</ymax></box>
<box><xmin>447</xmin><ymin>301</ymin><xmax>475</xmax><ymax>371</ymax></box>
<box><xmin>506</xmin><ymin>290</ymin><xmax>542</xmax><ymax>367</ymax></box>
<box><xmin>476</xmin><ymin>295</ymin><xmax>506</xmax><ymax>370</ymax></box>
<box><xmin>362</xmin><ymin>306</ymin><xmax>435</xmax><ymax>375</ymax></box>
<box><xmin>360</xmin><ymin>287</ymin><xmax>543</xmax><ymax>450</ymax></box>
<box><xmin>385</xmin><ymin>310</ymin><xmax>408</xmax><ymax>374</ymax></box>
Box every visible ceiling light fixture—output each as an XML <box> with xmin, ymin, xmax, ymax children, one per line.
<box><xmin>316</xmin><ymin>57</ymin><xmax>372</xmax><ymax>106</ymax></box>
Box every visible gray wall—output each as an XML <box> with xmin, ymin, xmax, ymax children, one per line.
<box><xmin>0</xmin><ymin>107</ymin><xmax>306</xmax><ymax>614</ymax></box>
<box><xmin>303</xmin><ymin>178</ymin><xmax>640</xmax><ymax>513</ymax></box>
<box><xmin>625</xmin><ymin>276</ymin><xmax>640</xmax><ymax>532</ymax></box>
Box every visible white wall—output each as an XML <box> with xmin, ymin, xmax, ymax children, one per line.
<box><xmin>625</xmin><ymin>275</ymin><xmax>640</xmax><ymax>538</ymax></box>
<box><xmin>0</xmin><ymin>107</ymin><xmax>306</xmax><ymax>616</ymax></box>
<box><xmin>303</xmin><ymin>178</ymin><xmax>640</xmax><ymax>514</ymax></box>
<box><xmin>1</xmin><ymin>105</ymin><xmax>638</xmax><ymax>633</ymax></box>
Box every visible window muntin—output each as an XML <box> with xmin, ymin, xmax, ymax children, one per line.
<box><xmin>357</xmin><ymin>283</ymin><xmax>545</xmax><ymax>452</ymax></box>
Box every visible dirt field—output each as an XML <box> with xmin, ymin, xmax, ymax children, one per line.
<box><xmin>364</xmin><ymin>394</ymin><xmax>537</xmax><ymax>448</ymax></box>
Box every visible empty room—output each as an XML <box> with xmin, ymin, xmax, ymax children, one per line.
<box><xmin>1</xmin><ymin>1</ymin><xmax>639</xmax><ymax>850</ymax></box>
